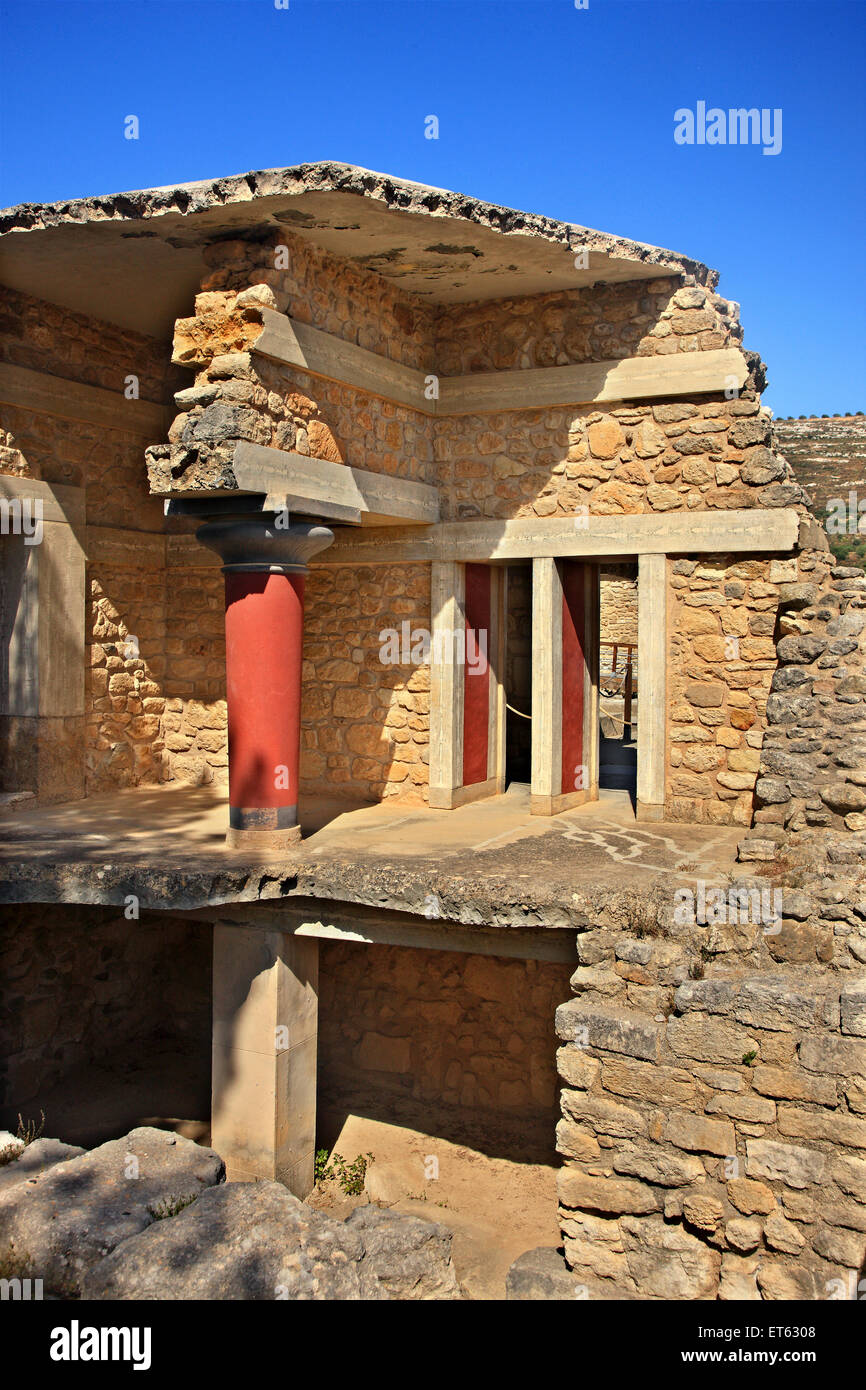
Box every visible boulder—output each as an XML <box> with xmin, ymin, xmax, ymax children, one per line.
<box><xmin>83</xmin><ymin>1183</ymin><xmax>462</xmax><ymax>1300</ymax></box>
<box><xmin>0</xmin><ymin>1127</ymin><xmax>224</xmax><ymax>1296</ymax></box>
<box><xmin>0</xmin><ymin>1138</ymin><xmax>85</xmax><ymax>1194</ymax></box>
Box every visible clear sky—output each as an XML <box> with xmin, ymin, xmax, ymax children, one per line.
<box><xmin>1</xmin><ymin>0</ymin><xmax>863</xmax><ymax>418</ymax></box>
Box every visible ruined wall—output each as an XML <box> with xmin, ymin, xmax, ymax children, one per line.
<box><xmin>301</xmin><ymin>563</ymin><xmax>430</xmax><ymax>801</ymax></box>
<box><xmin>318</xmin><ymin>940</ymin><xmax>572</xmax><ymax>1155</ymax></box>
<box><xmin>555</xmin><ymin>553</ymin><xmax>866</xmax><ymax>1300</ymax></box>
<box><xmin>0</xmin><ymin>287</ymin><xmax>180</xmax><ymax>798</ymax></box>
<box><xmin>600</xmin><ymin>567</ymin><xmax>638</xmax><ymax>646</ymax></box>
<box><xmin>0</xmin><ymin>903</ymin><xmax>211</xmax><ymax>1120</ymax></box>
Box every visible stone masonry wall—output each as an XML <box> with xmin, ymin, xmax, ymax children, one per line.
<box><xmin>555</xmin><ymin>872</ymin><xmax>866</xmax><ymax>1300</ymax></box>
<box><xmin>300</xmin><ymin>563</ymin><xmax>430</xmax><ymax>801</ymax></box>
<box><xmin>0</xmin><ymin>903</ymin><xmax>211</xmax><ymax>1119</ymax></box>
<box><xmin>555</xmin><ymin>549</ymin><xmax>866</xmax><ymax>1300</ymax></box>
<box><xmin>599</xmin><ymin>568</ymin><xmax>638</xmax><ymax>646</ymax></box>
<box><xmin>319</xmin><ymin>939</ymin><xmax>572</xmax><ymax>1154</ymax></box>
<box><xmin>0</xmin><ymin>287</ymin><xmax>181</xmax><ymax>797</ymax></box>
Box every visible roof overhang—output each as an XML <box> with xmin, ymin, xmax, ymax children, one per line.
<box><xmin>0</xmin><ymin>161</ymin><xmax>714</xmax><ymax>340</ymax></box>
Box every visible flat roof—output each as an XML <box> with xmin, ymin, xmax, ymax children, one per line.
<box><xmin>0</xmin><ymin>161</ymin><xmax>713</xmax><ymax>338</ymax></box>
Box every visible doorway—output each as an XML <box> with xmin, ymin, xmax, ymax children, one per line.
<box><xmin>504</xmin><ymin>563</ymin><xmax>532</xmax><ymax>786</ymax></box>
<box><xmin>598</xmin><ymin>563</ymin><xmax>638</xmax><ymax>803</ymax></box>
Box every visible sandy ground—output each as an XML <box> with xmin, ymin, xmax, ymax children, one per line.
<box><xmin>308</xmin><ymin>1111</ymin><xmax>559</xmax><ymax>1300</ymax></box>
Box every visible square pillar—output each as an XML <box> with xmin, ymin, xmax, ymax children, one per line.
<box><xmin>531</xmin><ymin>558</ymin><xmax>599</xmax><ymax>815</ymax></box>
<box><xmin>211</xmin><ymin>925</ymin><xmax>318</xmax><ymax>1196</ymax></box>
<box><xmin>636</xmin><ymin>552</ymin><xmax>667</xmax><ymax>821</ymax></box>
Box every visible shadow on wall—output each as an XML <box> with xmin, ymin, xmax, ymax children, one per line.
<box><xmin>316</xmin><ymin>940</ymin><xmax>572</xmax><ymax>1167</ymax></box>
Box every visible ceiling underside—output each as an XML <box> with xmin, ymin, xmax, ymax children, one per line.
<box><xmin>0</xmin><ymin>162</ymin><xmax>711</xmax><ymax>340</ymax></box>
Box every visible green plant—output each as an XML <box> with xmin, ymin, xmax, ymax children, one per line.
<box><xmin>149</xmin><ymin>1193</ymin><xmax>197</xmax><ymax>1221</ymax></box>
<box><xmin>16</xmin><ymin>1111</ymin><xmax>44</xmax><ymax>1146</ymax></box>
<box><xmin>742</xmin><ymin>1050</ymin><xmax>758</xmax><ymax>1067</ymax></box>
<box><xmin>326</xmin><ymin>1151</ymin><xmax>374</xmax><ymax>1196</ymax></box>
<box><xmin>314</xmin><ymin>1148</ymin><xmax>331</xmax><ymax>1184</ymax></box>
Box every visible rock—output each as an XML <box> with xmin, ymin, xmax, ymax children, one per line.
<box><xmin>764</xmin><ymin>1210</ymin><xmax>805</xmax><ymax>1253</ymax></box>
<box><xmin>662</xmin><ymin>1113</ymin><xmax>735</xmax><ymax>1157</ymax></box>
<box><xmin>620</xmin><ymin>1214</ymin><xmax>720</xmax><ymax>1299</ymax></box>
<box><xmin>0</xmin><ymin>1127</ymin><xmax>225</xmax><ymax>1296</ymax></box>
<box><xmin>0</xmin><ymin>1138</ymin><xmax>85</xmax><ymax>1193</ymax></box>
<box><xmin>506</xmin><ymin>1246</ymin><xmax>588</xmax><ymax>1300</ymax></box>
<box><xmin>558</xmin><ymin>1170</ymin><xmax>658</xmax><ymax>1216</ymax></box>
<box><xmin>745</xmin><ymin>1138</ymin><xmax>826</xmax><ymax>1188</ymax></box>
<box><xmin>682</xmin><ymin>1190</ymin><xmax>725</xmax><ymax>1232</ymax></box>
<box><xmin>756</xmin><ymin>776</ymin><xmax>790</xmax><ymax>804</ymax></box>
<box><xmin>83</xmin><ymin>1183</ymin><xmax>462</xmax><ymax>1300</ymax></box>
<box><xmin>727</xmin><ymin>1177</ymin><xmax>775</xmax><ymax>1215</ymax></box>
<box><xmin>841</xmin><ymin>981</ymin><xmax>866</xmax><ymax>1037</ymax></box>
<box><xmin>819</xmin><ymin>782</ymin><xmax>866</xmax><ymax>814</ymax></box>
<box><xmin>344</xmin><ymin>1205</ymin><xmax>464</xmax><ymax>1300</ymax></box>
<box><xmin>775</xmin><ymin>634</ymin><xmax>828</xmax><ymax>664</ymax></box>
<box><xmin>726</xmin><ymin>1217</ymin><xmax>762</xmax><ymax>1252</ymax></box>
<box><xmin>827</xmin><ymin>612</ymin><xmax>866</xmax><ymax>638</ymax></box>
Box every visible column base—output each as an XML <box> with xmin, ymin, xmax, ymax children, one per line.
<box><xmin>226</xmin><ymin>824</ymin><xmax>303</xmax><ymax>854</ymax></box>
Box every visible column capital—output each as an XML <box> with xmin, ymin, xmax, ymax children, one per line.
<box><xmin>196</xmin><ymin>511</ymin><xmax>334</xmax><ymax>573</ymax></box>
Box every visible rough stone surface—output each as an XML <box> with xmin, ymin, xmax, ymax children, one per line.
<box><xmin>83</xmin><ymin>1182</ymin><xmax>462</xmax><ymax>1300</ymax></box>
<box><xmin>0</xmin><ymin>1127</ymin><xmax>224</xmax><ymax>1295</ymax></box>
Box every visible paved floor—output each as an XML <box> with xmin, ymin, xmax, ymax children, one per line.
<box><xmin>0</xmin><ymin>780</ymin><xmax>743</xmax><ymax>918</ymax></box>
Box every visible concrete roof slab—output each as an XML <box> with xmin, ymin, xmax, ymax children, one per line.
<box><xmin>0</xmin><ymin>162</ymin><xmax>713</xmax><ymax>338</ymax></box>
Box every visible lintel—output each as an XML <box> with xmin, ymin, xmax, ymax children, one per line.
<box><xmin>232</xmin><ymin>441</ymin><xmax>440</xmax><ymax>525</ymax></box>
<box><xmin>314</xmin><ymin>508</ymin><xmax>801</xmax><ymax>566</ymax></box>
<box><xmin>252</xmin><ymin>309</ymin><xmax>750</xmax><ymax>417</ymax></box>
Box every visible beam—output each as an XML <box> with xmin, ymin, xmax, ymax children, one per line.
<box><xmin>0</xmin><ymin>362</ymin><xmax>169</xmax><ymax>436</ymax></box>
<box><xmin>315</xmin><ymin>508</ymin><xmax>801</xmax><ymax>566</ymax></box>
<box><xmin>231</xmin><ymin>441</ymin><xmax>440</xmax><ymax>525</ymax></box>
<box><xmin>253</xmin><ymin>309</ymin><xmax>430</xmax><ymax>414</ymax></box>
<box><xmin>196</xmin><ymin>902</ymin><xmax>578</xmax><ymax>963</ymax></box>
<box><xmin>439</xmin><ymin>348</ymin><xmax>750</xmax><ymax>415</ymax></box>
<box><xmin>251</xmin><ymin>311</ymin><xmax>750</xmax><ymax>416</ymax></box>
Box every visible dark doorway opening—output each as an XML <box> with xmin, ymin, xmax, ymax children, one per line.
<box><xmin>504</xmin><ymin>563</ymin><xmax>532</xmax><ymax>786</ymax></box>
<box><xmin>598</xmin><ymin>563</ymin><xmax>638</xmax><ymax>802</ymax></box>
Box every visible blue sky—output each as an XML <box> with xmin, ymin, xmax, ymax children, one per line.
<box><xmin>0</xmin><ymin>0</ymin><xmax>863</xmax><ymax>417</ymax></box>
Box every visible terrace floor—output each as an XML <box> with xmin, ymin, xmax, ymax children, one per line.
<box><xmin>0</xmin><ymin>780</ymin><xmax>744</xmax><ymax>925</ymax></box>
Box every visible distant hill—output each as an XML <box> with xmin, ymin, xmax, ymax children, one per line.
<box><xmin>774</xmin><ymin>413</ymin><xmax>866</xmax><ymax>563</ymax></box>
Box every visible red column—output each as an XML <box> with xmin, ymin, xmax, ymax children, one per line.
<box><xmin>196</xmin><ymin>511</ymin><xmax>333</xmax><ymax>853</ymax></box>
<box><xmin>224</xmin><ymin>571</ymin><xmax>305</xmax><ymax>847</ymax></box>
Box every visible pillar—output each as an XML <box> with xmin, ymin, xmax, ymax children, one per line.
<box><xmin>531</xmin><ymin>558</ymin><xmax>598</xmax><ymax>815</ymax></box>
<box><xmin>636</xmin><ymin>551</ymin><xmax>667</xmax><ymax>821</ymax></box>
<box><xmin>196</xmin><ymin>508</ymin><xmax>333</xmax><ymax>852</ymax></box>
<box><xmin>211</xmin><ymin>924</ymin><xmax>319</xmax><ymax>1196</ymax></box>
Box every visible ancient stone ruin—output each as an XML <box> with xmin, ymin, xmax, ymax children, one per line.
<box><xmin>0</xmin><ymin>163</ymin><xmax>863</xmax><ymax>1300</ymax></box>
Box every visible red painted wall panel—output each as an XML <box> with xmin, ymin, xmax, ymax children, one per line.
<box><xmin>561</xmin><ymin>562</ymin><xmax>587</xmax><ymax>797</ymax></box>
<box><xmin>463</xmin><ymin>563</ymin><xmax>491</xmax><ymax>787</ymax></box>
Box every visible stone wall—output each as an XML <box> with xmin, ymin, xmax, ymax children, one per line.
<box><xmin>318</xmin><ymin>940</ymin><xmax>572</xmax><ymax>1154</ymax></box>
<box><xmin>555</xmin><ymin>549</ymin><xmax>866</xmax><ymax>1299</ymax></box>
<box><xmin>0</xmin><ymin>287</ymin><xmax>180</xmax><ymax>798</ymax></box>
<box><xmin>600</xmin><ymin>567</ymin><xmax>638</xmax><ymax>646</ymax></box>
<box><xmin>0</xmin><ymin>903</ymin><xmax>211</xmax><ymax>1120</ymax></box>
<box><xmin>555</xmin><ymin>875</ymin><xmax>866</xmax><ymax>1300</ymax></box>
<box><xmin>300</xmin><ymin>563</ymin><xmax>430</xmax><ymax>801</ymax></box>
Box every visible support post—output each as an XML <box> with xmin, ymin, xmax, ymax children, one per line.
<box><xmin>211</xmin><ymin>924</ymin><xmax>319</xmax><ymax>1196</ymax></box>
<box><xmin>637</xmin><ymin>552</ymin><xmax>667</xmax><ymax>821</ymax></box>
<box><xmin>191</xmin><ymin>503</ymin><xmax>333</xmax><ymax>852</ymax></box>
